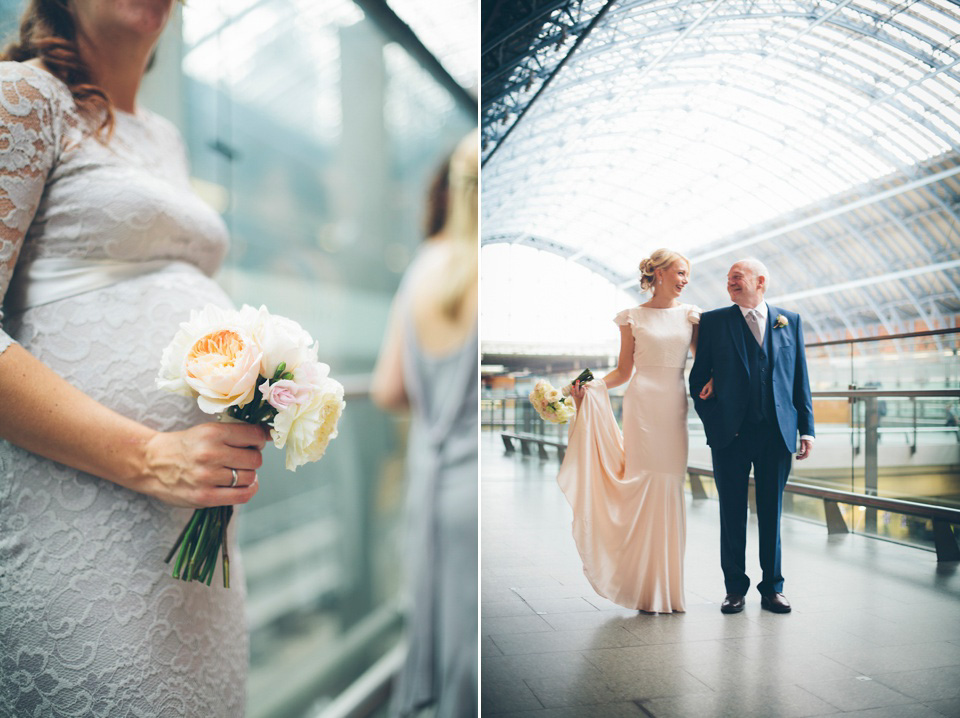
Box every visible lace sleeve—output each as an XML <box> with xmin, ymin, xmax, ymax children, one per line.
<box><xmin>0</xmin><ymin>64</ymin><xmax>60</xmax><ymax>355</ymax></box>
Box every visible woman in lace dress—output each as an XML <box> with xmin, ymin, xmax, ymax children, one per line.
<box><xmin>0</xmin><ymin>2</ymin><xmax>266</xmax><ymax>715</ymax></box>
<box><xmin>372</xmin><ymin>131</ymin><xmax>478</xmax><ymax>717</ymax></box>
<box><xmin>560</xmin><ymin>248</ymin><xmax>712</xmax><ymax>613</ymax></box>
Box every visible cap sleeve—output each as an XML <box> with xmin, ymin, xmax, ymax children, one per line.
<box><xmin>613</xmin><ymin>308</ymin><xmax>634</xmax><ymax>327</ymax></box>
<box><xmin>686</xmin><ymin>304</ymin><xmax>702</xmax><ymax>325</ymax></box>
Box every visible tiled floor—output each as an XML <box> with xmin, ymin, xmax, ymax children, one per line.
<box><xmin>480</xmin><ymin>431</ymin><xmax>960</xmax><ymax>717</ymax></box>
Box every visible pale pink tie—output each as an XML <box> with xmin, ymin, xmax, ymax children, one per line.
<box><xmin>746</xmin><ymin>309</ymin><xmax>763</xmax><ymax>345</ymax></box>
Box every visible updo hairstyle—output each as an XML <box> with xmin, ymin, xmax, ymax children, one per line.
<box><xmin>638</xmin><ymin>248</ymin><xmax>690</xmax><ymax>292</ymax></box>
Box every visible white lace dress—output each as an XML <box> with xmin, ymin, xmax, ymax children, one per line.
<box><xmin>0</xmin><ymin>63</ymin><xmax>247</xmax><ymax>716</ymax></box>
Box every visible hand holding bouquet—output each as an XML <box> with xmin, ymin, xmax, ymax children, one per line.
<box><xmin>156</xmin><ymin>304</ymin><xmax>345</xmax><ymax>587</ymax></box>
<box><xmin>561</xmin><ymin>368</ymin><xmax>595</xmax><ymax>397</ymax></box>
<box><xmin>529</xmin><ymin>379</ymin><xmax>576</xmax><ymax>424</ymax></box>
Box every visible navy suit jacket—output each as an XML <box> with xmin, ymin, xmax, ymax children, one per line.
<box><xmin>689</xmin><ymin>304</ymin><xmax>815</xmax><ymax>453</ymax></box>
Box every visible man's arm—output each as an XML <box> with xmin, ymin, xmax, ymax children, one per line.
<box><xmin>689</xmin><ymin>313</ymin><xmax>713</xmax><ymax>402</ymax></box>
<box><xmin>793</xmin><ymin>314</ymin><xmax>815</xmax><ymax>459</ymax></box>
<box><xmin>792</xmin><ymin>315</ymin><xmax>814</xmax><ymax>436</ymax></box>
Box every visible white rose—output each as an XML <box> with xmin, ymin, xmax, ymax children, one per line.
<box><xmin>271</xmin><ymin>378</ymin><xmax>345</xmax><ymax>471</ymax></box>
<box><xmin>250</xmin><ymin>306</ymin><xmax>319</xmax><ymax>378</ymax></box>
<box><xmin>292</xmin><ymin>360</ymin><xmax>331</xmax><ymax>388</ymax></box>
<box><xmin>157</xmin><ymin>304</ymin><xmax>263</xmax><ymax>413</ymax></box>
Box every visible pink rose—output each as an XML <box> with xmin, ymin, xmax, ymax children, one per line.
<box><xmin>260</xmin><ymin>379</ymin><xmax>311</xmax><ymax>411</ymax></box>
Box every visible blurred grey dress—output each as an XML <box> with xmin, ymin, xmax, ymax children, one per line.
<box><xmin>390</xmin><ymin>255</ymin><xmax>478</xmax><ymax>718</ymax></box>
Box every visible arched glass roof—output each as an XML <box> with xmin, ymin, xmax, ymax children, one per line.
<box><xmin>481</xmin><ymin>0</ymin><xmax>960</xmax><ymax>341</ymax></box>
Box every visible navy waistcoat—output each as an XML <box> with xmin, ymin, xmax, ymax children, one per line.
<box><xmin>740</xmin><ymin>313</ymin><xmax>776</xmax><ymax>424</ymax></box>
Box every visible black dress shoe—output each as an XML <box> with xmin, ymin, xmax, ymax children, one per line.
<box><xmin>761</xmin><ymin>593</ymin><xmax>792</xmax><ymax>613</ymax></box>
<box><xmin>720</xmin><ymin>594</ymin><xmax>745</xmax><ymax>613</ymax></box>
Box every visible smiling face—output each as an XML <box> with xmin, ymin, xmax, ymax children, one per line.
<box><xmin>654</xmin><ymin>260</ymin><xmax>690</xmax><ymax>300</ymax></box>
<box><xmin>727</xmin><ymin>261</ymin><xmax>766</xmax><ymax>308</ymax></box>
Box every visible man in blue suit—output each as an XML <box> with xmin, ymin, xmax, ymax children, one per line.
<box><xmin>689</xmin><ymin>259</ymin><xmax>814</xmax><ymax>614</ymax></box>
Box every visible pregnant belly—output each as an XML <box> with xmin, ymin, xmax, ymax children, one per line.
<box><xmin>7</xmin><ymin>265</ymin><xmax>234</xmax><ymax>431</ymax></box>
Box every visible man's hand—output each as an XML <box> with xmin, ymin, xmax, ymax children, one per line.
<box><xmin>796</xmin><ymin>438</ymin><xmax>813</xmax><ymax>461</ymax></box>
<box><xmin>699</xmin><ymin>377</ymin><xmax>715</xmax><ymax>400</ymax></box>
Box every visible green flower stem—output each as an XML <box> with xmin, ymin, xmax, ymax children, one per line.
<box><xmin>172</xmin><ymin>510</ymin><xmax>202</xmax><ymax>579</ymax></box>
<box><xmin>164</xmin><ymin>517</ymin><xmax>192</xmax><ymax>564</ymax></box>
<box><xmin>202</xmin><ymin>512</ymin><xmax>226</xmax><ymax>586</ymax></box>
<box><xmin>203</xmin><ymin>542</ymin><xmax>219</xmax><ymax>585</ymax></box>
<box><xmin>198</xmin><ymin>518</ymin><xmax>221</xmax><ymax>585</ymax></box>
<box><xmin>198</xmin><ymin>510</ymin><xmax>220</xmax><ymax>580</ymax></box>
<box><xmin>194</xmin><ymin>525</ymin><xmax>216</xmax><ymax>581</ymax></box>
<box><xmin>254</xmin><ymin>404</ymin><xmax>276</xmax><ymax>426</ymax></box>
<box><xmin>221</xmin><ymin>506</ymin><xmax>233</xmax><ymax>589</ymax></box>
<box><xmin>187</xmin><ymin>509</ymin><xmax>214</xmax><ymax>581</ymax></box>
<box><xmin>188</xmin><ymin>513</ymin><xmax>211</xmax><ymax>581</ymax></box>
<box><xmin>202</xmin><ymin>531</ymin><xmax>221</xmax><ymax>585</ymax></box>
<box><xmin>166</xmin><ymin>458</ymin><xmax>242</xmax><ymax>587</ymax></box>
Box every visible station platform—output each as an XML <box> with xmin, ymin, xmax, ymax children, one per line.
<box><xmin>480</xmin><ymin>430</ymin><xmax>960</xmax><ymax>718</ymax></box>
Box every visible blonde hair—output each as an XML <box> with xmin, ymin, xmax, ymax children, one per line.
<box><xmin>638</xmin><ymin>248</ymin><xmax>690</xmax><ymax>292</ymax></box>
<box><xmin>436</xmin><ymin>130</ymin><xmax>478</xmax><ymax>318</ymax></box>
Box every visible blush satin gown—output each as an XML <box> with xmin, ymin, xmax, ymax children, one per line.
<box><xmin>556</xmin><ymin>304</ymin><xmax>700</xmax><ymax>613</ymax></box>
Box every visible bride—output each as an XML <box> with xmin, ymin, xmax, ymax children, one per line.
<box><xmin>561</xmin><ymin>248</ymin><xmax>710</xmax><ymax>613</ymax></box>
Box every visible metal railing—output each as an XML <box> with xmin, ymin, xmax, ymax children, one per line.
<box><xmin>685</xmin><ymin>464</ymin><xmax>960</xmax><ymax>562</ymax></box>
<box><xmin>484</xmin><ymin>326</ymin><xmax>960</xmax><ymax>560</ymax></box>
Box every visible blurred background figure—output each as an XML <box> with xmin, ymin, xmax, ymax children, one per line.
<box><xmin>373</xmin><ymin>129</ymin><xmax>479</xmax><ymax>718</ymax></box>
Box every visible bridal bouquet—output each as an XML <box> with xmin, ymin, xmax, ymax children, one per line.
<box><xmin>529</xmin><ymin>379</ymin><xmax>576</xmax><ymax>424</ymax></box>
<box><xmin>156</xmin><ymin>304</ymin><xmax>345</xmax><ymax>587</ymax></box>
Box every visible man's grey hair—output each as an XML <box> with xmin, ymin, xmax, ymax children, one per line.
<box><xmin>735</xmin><ymin>257</ymin><xmax>771</xmax><ymax>293</ymax></box>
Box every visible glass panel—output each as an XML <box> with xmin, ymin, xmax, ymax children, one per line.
<box><xmin>386</xmin><ymin>0</ymin><xmax>478</xmax><ymax>94</ymax></box>
<box><xmin>797</xmin><ymin>331</ymin><xmax>960</xmax><ymax>550</ymax></box>
<box><xmin>482</xmin><ymin>0</ymin><xmax>960</xmax><ymax>263</ymax></box>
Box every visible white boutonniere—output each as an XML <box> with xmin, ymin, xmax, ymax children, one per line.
<box><xmin>774</xmin><ymin>314</ymin><xmax>788</xmax><ymax>329</ymax></box>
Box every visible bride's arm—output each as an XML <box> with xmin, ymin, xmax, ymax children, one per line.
<box><xmin>0</xmin><ymin>345</ymin><xmax>266</xmax><ymax>508</ymax></box>
<box><xmin>600</xmin><ymin>326</ymin><xmax>635</xmax><ymax>389</ymax></box>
